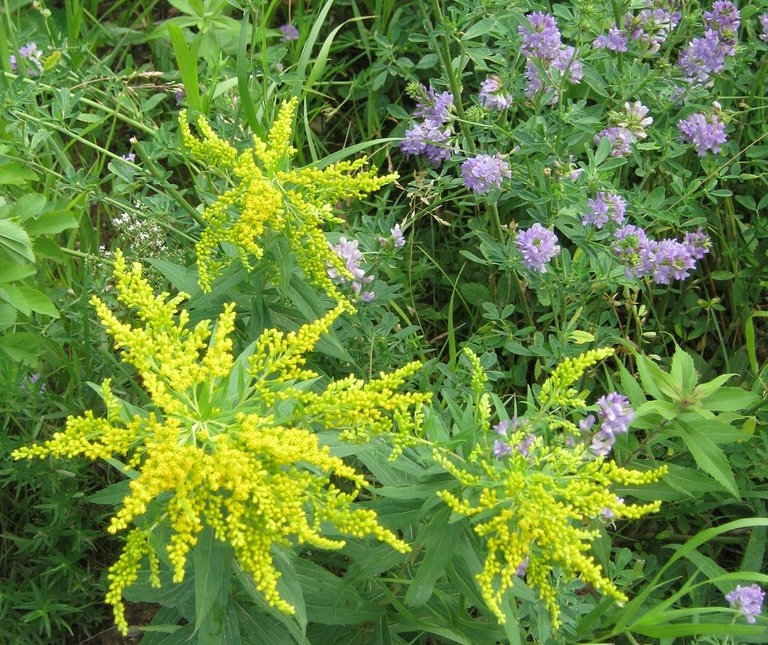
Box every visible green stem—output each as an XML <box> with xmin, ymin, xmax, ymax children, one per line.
<box><xmin>429</xmin><ymin>0</ymin><xmax>474</xmax><ymax>153</ymax></box>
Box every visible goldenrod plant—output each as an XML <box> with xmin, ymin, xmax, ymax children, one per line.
<box><xmin>435</xmin><ymin>349</ymin><xmax>667</xmax><ymax>628</ymax></box>
<box><xmin>13</xmin><ymin>251</ymin><xmax>428</xmax><ymax>635</ymax></box>
<box><xmin>179</xmin><ymin>98</ymin><xmax>398</xmax><ymax>302</ymax></box>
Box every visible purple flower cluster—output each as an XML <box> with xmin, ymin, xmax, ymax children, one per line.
<box><xmin>515</xmin><ymin>223</ymin><xmax>561</xmax><ymax>273</ymax></box>
<box><xmin>620</xmin><ymin>101</ymin><xmax>654</xmax><ymax>139</ymax></box>
<box><xmin>613</xmin><ymin>224</ymin><xmax>710</xmax><ymax>284</ymax></box>
<box><xmin>588</xmin><ymin>393</ymin><xmax>633</xmax><ymax>457</ymax></box>
<box><xmin>492</xmin><ymin>418</ymin><xmax>535</xmax><ymax>460</ymax></box>
<box><xmin>519</xmin><ymin>12</ymin><xmax>583</xmax><ymax>104</ymax></box>
<box><xmin>583</xmin><ymin>192</ymin><xmax>627</xmax><ymax>229</ymax></box>
<box><xmin>519</xmin><ymin>12</ymin><xmax>562</xmax><ymax>60</ymax></box>
<box><xmin>679</xmin><ymin>1</ymin><xmax>740</xmax><ymax>85</ymax></box>
<box><xmin>624</xmin><ymin>1</ymin><xmax>681</xmax><ymax>54</ymax></box>
<box><xmin>595</xmin><ymin>101</ymin><xmax>653</xmax><ymax>157</ymax></box>
<box><xmin>10</xmin><ymin>42</ymin><xmax>43</xmax><ymax>76</ymax></box>
<box><xmin>461</xmin><ymin>153</ymin><xmax>511</xmax><ymax>194</ymax></box>
<box><xmin>327</xmin><ymin>237</ymin><xmax>375</xmax><ymax>301</ymax></box>
<box><xmin>761</xmin><ymin>14</ymin><xmax>768</xmax><ymax>42</ymax></box>
<box><xmin>390</xmin><ymin>223</ymin><xmax>406</xmax><ymax>249</ymax></box>
<box><xmin>594</xmin><ymin>24</ymin><xmax>629</xmax><ymax>52</ymax></box>
<box><xmin>280</xmin><ymin>24</ymin><xmax>300</xmax><ymax>41</ymax></box>
<box><xmin>725</xmin><ymin>584</ymin><xmax>765</xmax><ymax>624</ymax></box>
<box><xmin>594</xmin><ymin>126</ymin><xmax>635</xmax><ymax>158</ymax></box>
<box><xmin>479</xmin><ymin>76</ymin><xmax>513</xmax><ymax>111</ymax></box>
<box><xmin>400</xmin><ymin>85</ymin><xmax>456</xmax><ymax>167</ymax></box>
<box><xmin>678</xmin><ymin>112</ymin><xmax>728</xmax><ymax>156</ymax></box>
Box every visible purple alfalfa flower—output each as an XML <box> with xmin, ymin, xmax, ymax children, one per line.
<box><xmin>684</xmin><ymin>226</ymin><xmax>711</xmax><ymax>260</ymax></box>
<box><xmin>11</xmin><ymin>42</ymin><xmax>43</xmax><ymax>76</ymax></box>
<box><xmin>760</xmin><ymin>14</ymin><xmax>768</xmax><ymax>42</ymax></box>
<box><xmin>479</xmin><ymin>76</ymin><xmax>513</xmax><ymax>111</ymax></box>
<box><xmin>328</xmin><ymin>237</ymin><xmax>375</xmax><ymax>300</ymax></box>
<box><xmin>524</xmin><ymin>48</ymin><xmax>582</xmax><ymax>104</ymax></box>
<box><xmin>678</xmin><ymin>2</ymin><xmax>740</xmax><ymax>85</ymax></box>
<box><xmin>600</xmin><ymin>496</ymin><xmax>625</xmax><ymax>520</ymax></box>
<box><xmin>590</xmin><ymin>431</ymin><xmax>615</xmax><ymax>457</ymax></box>
<box><xmin>461</xmin><ymin>153</ymin><xmax>511</xmax><ymax>195</ymax></box>
<box><xmin>518</xmin><ymin>11</ymin><xmax>582</xmax><ymax>104</ymax></box>
<box><xmin>22</xmin><ymin>372</ymin><xmax>46</xmax><ymax>394</ymax></box>
<box><xmin>400</xmin><ymin>121</ymin><xmax>454</xmax><ymax>168</ymax></box>
<box><xmin>390</xmin><ymin>223</ymin><xmax>406</xmax><ymax>249</ymax></box>
<box><xmin>121</xmin><ymin>152</ymin><xmax>136</xmax><ymax>163</ymax></box>
<box><xmin>493</xmin><ymin>419</ymin><xmax>510</xmax><ymax>436</ymax></box>
<box><xmin>725</xmin><ymin>584</ymin><xmax>765</xmax><ymax>624</ymax></box>
<box><xmin>494</xmin><ymin>417</ymin><xmax>520</xmax><ymax>437</ymax></box>
<box><xmin>579</xmin><ymin>414</ymin><xmax>596</xmax><ymax>433</ymax></box>
<box><xmin>400</xmin><ymin>85</ymin><xmax>456</xmax><ymax>167</ymax></box>
<box><xmin>648</xmin><ymin>239</ymin><xmax>696</xmax><ymax>284</ymax></box>
<box><xmin>597</xmin><ymin>392</ymin><xmax>634</xmax><ymax>438</ymax></box>
<box><xmin>524</xmin><ymin>60</ymin><xmax>547</xmax><ymax>101</ymax></box>
<box><xmin>590</xmin><ymin>391</ymin><xmax>633</xmax><ymax>457</ymax></box>
<box><xmin>174</xmin><ymin>88</ymin><xmax>186</xmax><ymax>106</ymax></box>
<box><xmin>703</xmin><ymin>1</ymin><xmax>741</xmax><ymax>52</ymax></box>
<box><xmin>625</xmin><ymin>2</ymin><xmax>681</xmax><ymax>54</ymax></box>
<box><xmin>279</xmin><ymin>24</ymin><xmax>300</xmax><ymax>42</ymax></box>
<box><xmin>552</xmin><ymin>46</ymin><xmax>583</xmax><ymax>83</ymax></box>
<box><xmin>414</xmin><ymin>86</ymin><xmax>454</xmax><ymax>124</ymax></box>
<box><xmin>519</xmin><ymin>11</ymin><xmax>562</xmax><ymax>61</ymax></box>
<box><xmin>594</xmin><ymin>24</ymin><xmax>629</xmax><ymax>52</ymax></box>
<box><xmin>595</xmin><ymin>126</ymin><xmax>634</xmax><ymax>157</ymax></box>
<box><xmin>620</xmin><ymin>101</ymin><xmax>653</xmax><ymax>140</ymax></box>
<box><xmin>583</xmin><ymin>192</ymin><xmax>626</xmax><ymax>229</ymax></box>
<box><xmin>515</xmin><ymin>223</ymin><xmax>561</xmax><ymax>273</ymax></box>
<box><xmin>678</xmin><ymin>112</ymin><xmax>728</xmax><ymax>156</ymax></box>
<box><xmin>678</xmin><ymin>31</ymin><xmax>727</xmax><ymax>84</ymax></box>
<box><xmin>515</xmin><ymin>557</ymin><xmax>529</xmax><ymax>577</ymax></box>
<box><xmin>493</xmin><ymin>439</ymin><xmax>513</xmax><ymax>459</ymax></box>
<box><xmin>613</xmin><ymin>224</ymin><xmax>651</xmax><ymax>276</ymax></box>
<box><xmin>516</xmin><ymin>433</ymin><xmax>536</xmax><ymax>458</ymax></box>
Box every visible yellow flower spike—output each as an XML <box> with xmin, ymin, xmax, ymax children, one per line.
<box><xmin>437</xmin><ymin>350</ymin><xmax>666</xmax><ymax>628</ymax></box>
<box><xmin>179</xmin><ymin>100</ymin><xmax>397</xmax><ymax>297</ymax></box>
<box><xmin>14</xmin><ymin>256</ymin><xmax>424</xmax><ymax>635</ymax></box>
<box><xmin>540</xmin><ymin>347</ymin><xmax>615</xmax><ymax>408</ymax></box>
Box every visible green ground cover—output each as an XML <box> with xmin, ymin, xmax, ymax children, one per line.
<box><xmin>1</xmin><ymin>1</ymin><xmax>767</xmax><ymax>642</ymax></box>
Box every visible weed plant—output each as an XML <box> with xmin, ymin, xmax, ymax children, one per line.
<box><xmin>1</xmin><ymin>0</ymin><xmax>767</xmax><ymax>643</ymax></box>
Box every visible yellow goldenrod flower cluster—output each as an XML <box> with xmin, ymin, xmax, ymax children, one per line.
<box><xmin>179</xmin><ymin>99</ymin><xmax>398</xmax><ymax>301</ymax></box>
<box><xmin>13</xmin><ymin>251</ymin><xmax>427</xmax><ymax>635</ymax></box>
<box><xmin>437</xmin><ymin>349</ymin><xmax>666</xmax><ymax>628</ymax></box>
<box><xmin>539</xmin><ymin>346</ymin><xmax>615</xmax><ymax>409</ymax></box>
